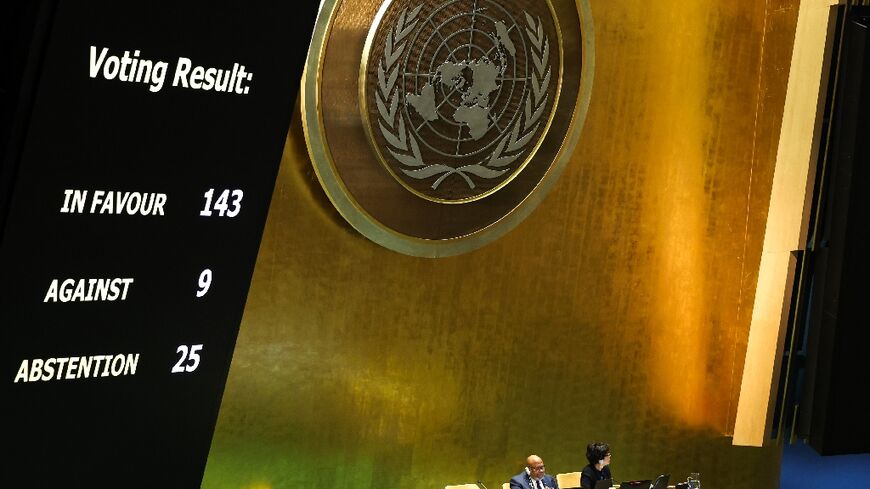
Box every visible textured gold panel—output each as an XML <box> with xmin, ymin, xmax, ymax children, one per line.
<box><xmin>203</xmin><ymin>0</ymin><xmax>800</xmax><ymax>487</ymax></box>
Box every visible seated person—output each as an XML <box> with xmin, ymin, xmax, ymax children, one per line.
<box><xmin>580</xmin><ymin>442</ymin><xmax>612</xmax><ymax>489</ymax></box>
<box><xmin>510</xmin><ymin>454</ymin><xmax>560</xmax><ymax>489</ymax></box>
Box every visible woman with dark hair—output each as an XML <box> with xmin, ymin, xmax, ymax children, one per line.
<box><xmin>580</xmin><ymin>442</ymin><xmax>612</xmax><ymax>489</ymax></box>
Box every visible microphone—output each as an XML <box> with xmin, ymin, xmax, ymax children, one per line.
<box><xmin>477</xmin><ymin>480</ymin><xmax>490</xmax><ymax>489</ymax></box>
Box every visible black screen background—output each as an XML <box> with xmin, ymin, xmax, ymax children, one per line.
<box><xmin>0</xmin><ymin>1</ymin><xmax>319</xmax><ymax>486</ymax></box>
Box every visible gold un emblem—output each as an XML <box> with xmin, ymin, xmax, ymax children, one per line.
<box><xmin>303</xmin><ymin>0</ymin><xmax>593</xmax><ymax>256</ymax></box>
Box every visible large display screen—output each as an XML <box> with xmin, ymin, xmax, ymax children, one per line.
<box><xmin>0</xmin><ymin>1</ymin><xmax>317</xmax><ymax>485</ymax></box>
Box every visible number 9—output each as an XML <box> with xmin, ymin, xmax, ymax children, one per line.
<box><xmin>196</xmin><ymin>269</ymin><xmax>212</xmax><ymax>297</ymax></box>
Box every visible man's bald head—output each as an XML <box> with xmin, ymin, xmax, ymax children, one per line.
<box><xmin>526</xmin><ymin>455</ymin><xmax>546</xmax><ymax>480</ymax></box>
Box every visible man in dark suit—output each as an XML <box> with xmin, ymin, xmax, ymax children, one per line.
<box><xmin>509</xmin><ymin>454</ymin><xmax>560</xmax><ymax>489</ymax></box>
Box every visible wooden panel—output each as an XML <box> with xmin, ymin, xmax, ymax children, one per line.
<box><xmin>732</xmin><ymin>0</ymin><xmax>841</xmax><ymax>448</ymax></box>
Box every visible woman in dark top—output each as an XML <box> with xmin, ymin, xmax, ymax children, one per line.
<box><xmin>580</xmin><ymin>441</ymin><xmax>612</xmax><ymax>489</ymax></box>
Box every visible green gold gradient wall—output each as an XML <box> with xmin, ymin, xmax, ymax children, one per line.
<box><xmin>202</xmin><ymin>0</ymin><xmax>801</xmax><ymax>487</ymax></box>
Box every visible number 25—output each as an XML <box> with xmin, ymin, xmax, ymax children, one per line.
<box><xmin>171</xmin><ymin>344</ymin><xmax>203</xmax><ymax>373</ymax></box>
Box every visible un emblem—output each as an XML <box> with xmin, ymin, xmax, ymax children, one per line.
<box><xmin>362</xmin><ymin>0</ymin><xmax>557</xmax><ymax>202</ymax></box>
<box><xmin>304</xmin><ymin>0</ymin><xmax>593</xmax><ymax>255</ymax></box>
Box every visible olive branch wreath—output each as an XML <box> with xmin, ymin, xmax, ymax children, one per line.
<box><xmin>375</xmin><ymin>7</ymin><xmax>551</xmax><ymax>190</ymax></box>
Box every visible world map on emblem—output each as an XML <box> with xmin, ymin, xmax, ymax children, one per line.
<box><xmin>363</xmin><ymin>0</ymin><xmax>561</xmax><ymax>202</ymax></box>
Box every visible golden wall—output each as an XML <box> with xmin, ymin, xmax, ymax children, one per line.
<box><xmin>203</xmin><ymin>0</ymin><xmax>801</xmax><ymax>487</ymax></box>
